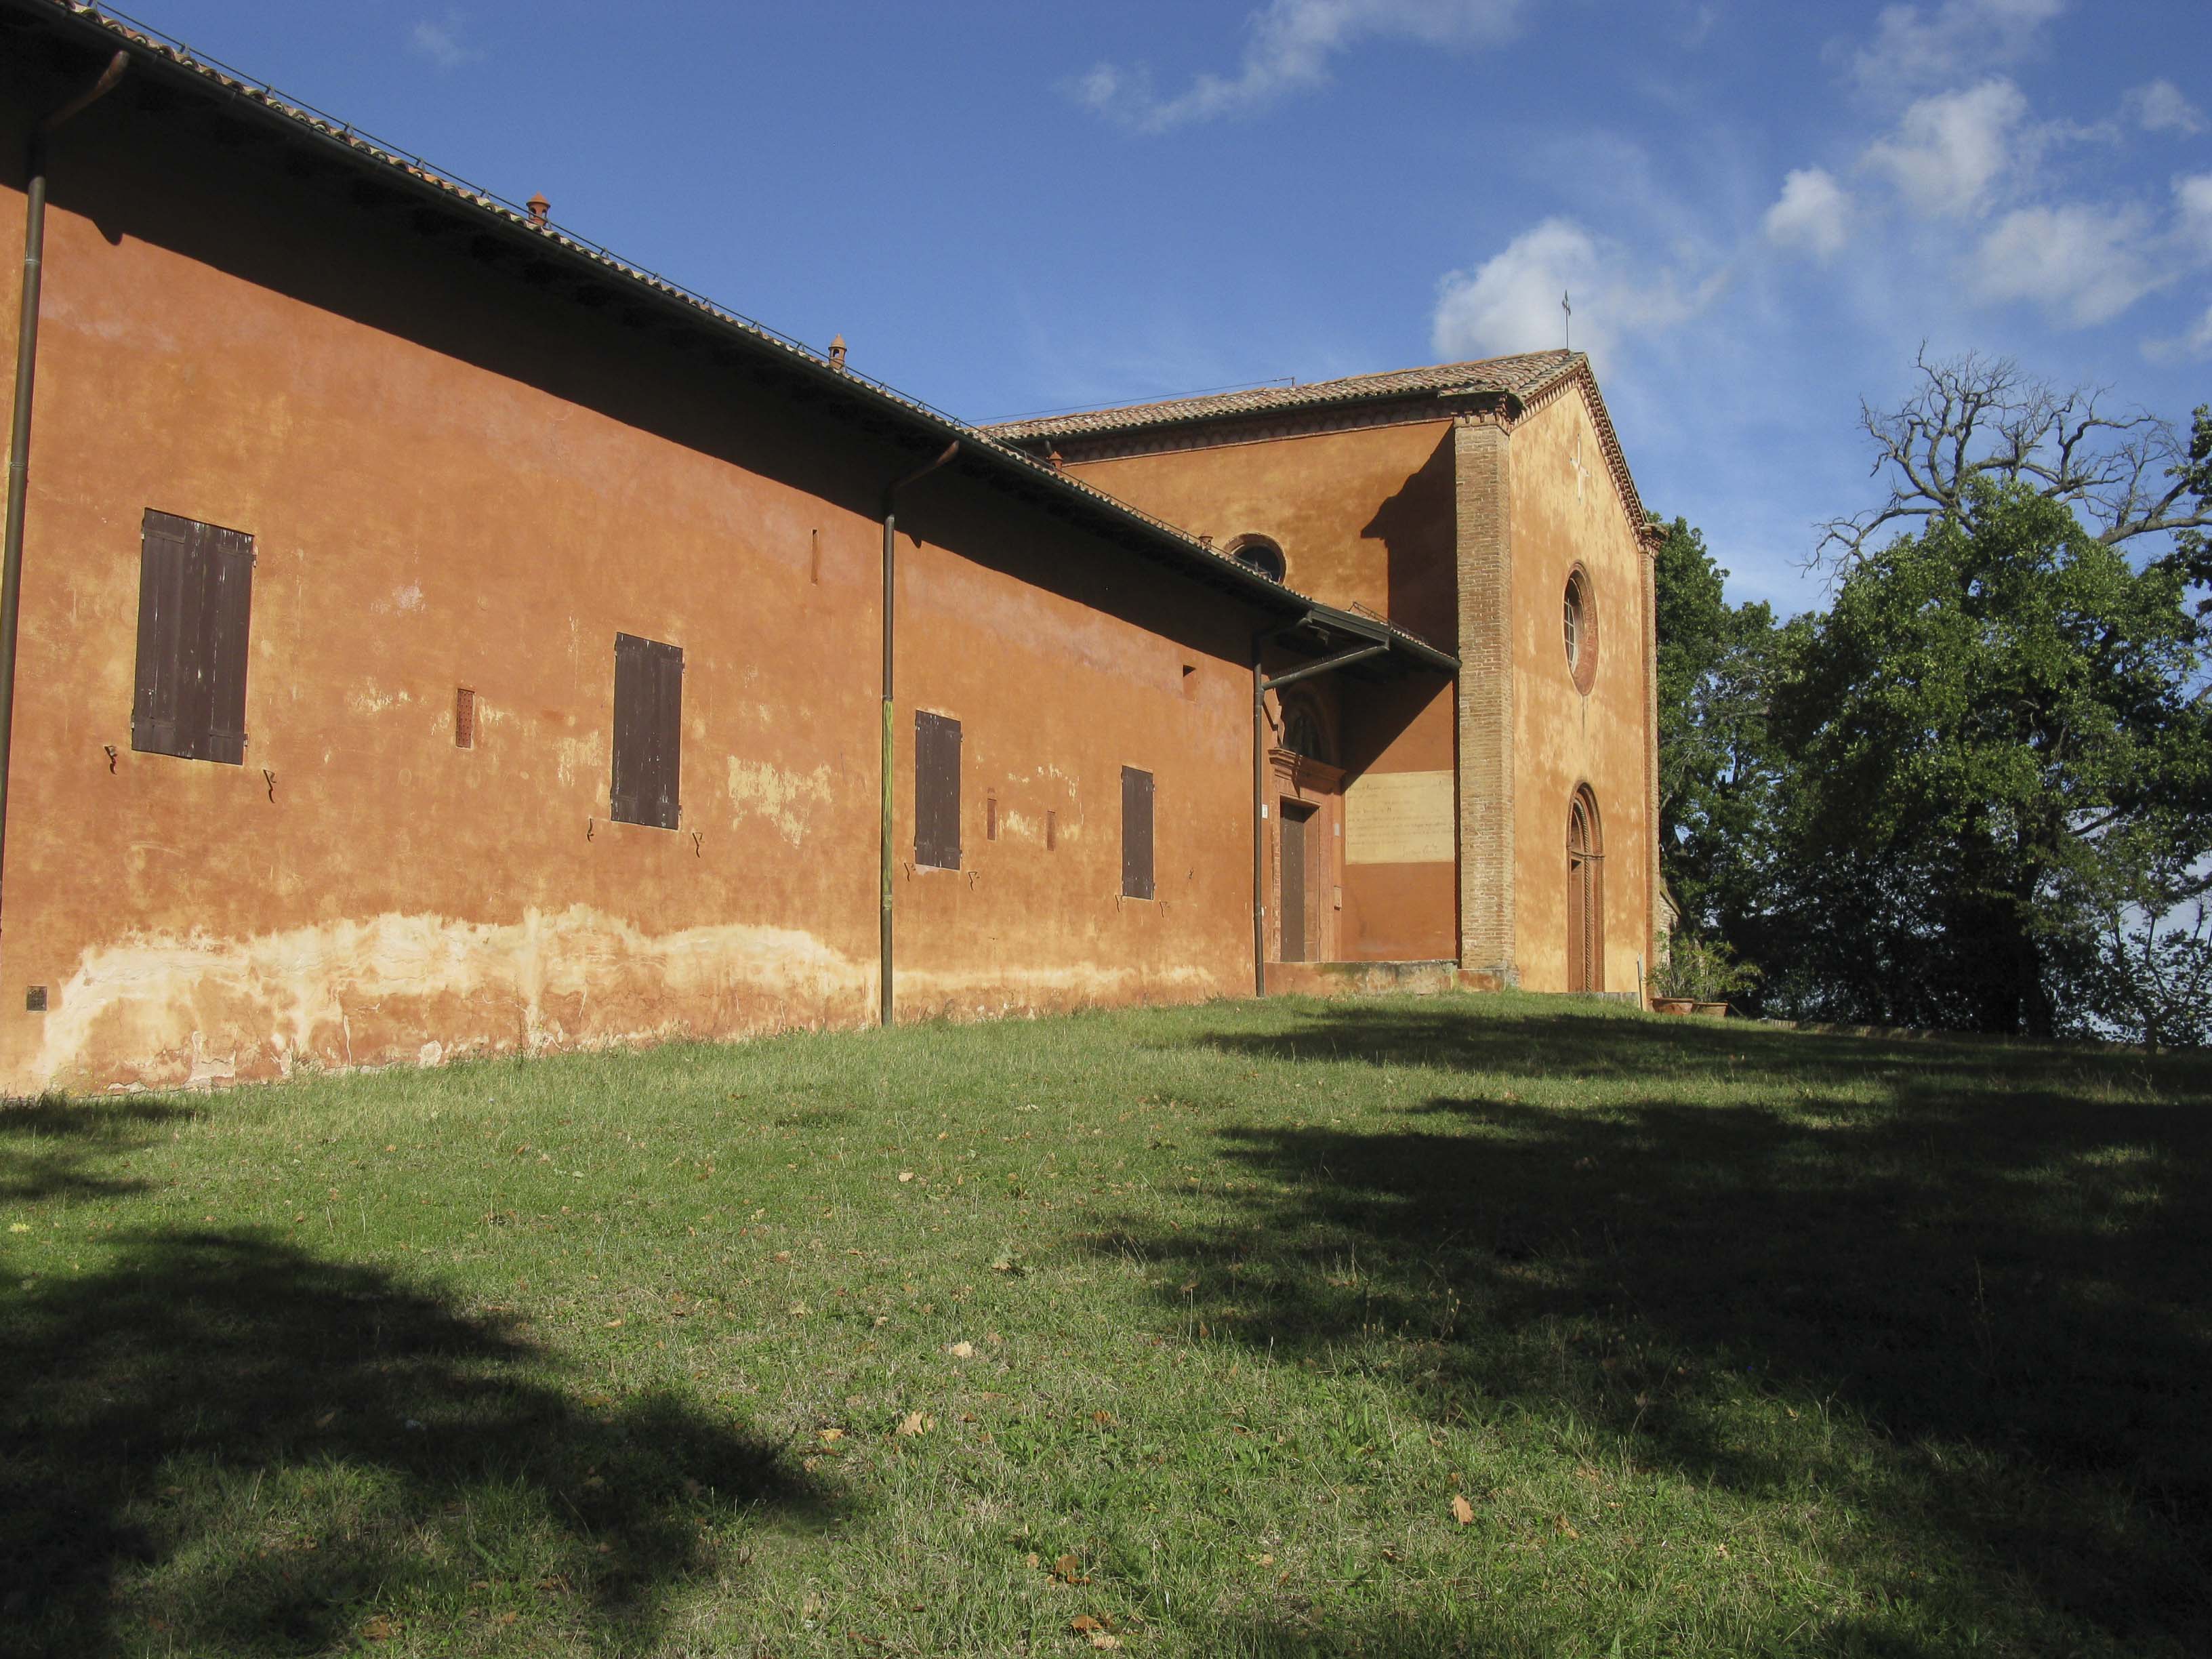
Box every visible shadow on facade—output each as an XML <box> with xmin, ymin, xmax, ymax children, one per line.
<box><xmin>0</xmin><ymin>1223</ymin><xmax>827</xmax><ymax>1656</ymax></box>
<box><xmin>1361</xmin><ymin>431</ymin><xmax>1457</xmax><ymax>651</ymax></box>
<box><xmin>1107</xmin><ymin>1006</ymin><xmax>2212</xmax><ymax>1652</ymax></box>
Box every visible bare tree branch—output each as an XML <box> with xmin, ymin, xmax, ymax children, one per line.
<box><xmin>1815</xmin><ymin>349</ymin><xmax>2212</xmax><ymax>570</ymax></box>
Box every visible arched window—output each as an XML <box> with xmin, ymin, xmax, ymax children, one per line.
<box><xmin>1563</xmin><ymin>565</ymin><xmax>1597</xmax><ymax>695</ymax></box>
<box><xmin>1282</xmin><ymin>703</ymin><xmax>1332</xmax><ymax>765</ymax></box>
<box><xmin>1567</xmin><ymin>787</ymin><xmax>1604</xmax><ymax>992</ymax></box>
<box><xmin>1227</xmin><ymin>534</ymin><xmax>1287</xmax><ymax>583</ymax></box>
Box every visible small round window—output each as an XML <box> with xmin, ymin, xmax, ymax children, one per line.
<box><xmin>1563</xmin><ymin>566</ymin><xmax>1597</xmax><ymax>694</ymax></box>
<box><xmin>1228</xmin><ymin>535</ymin><xmax>1286</xmax><ymax>583</ymax></box>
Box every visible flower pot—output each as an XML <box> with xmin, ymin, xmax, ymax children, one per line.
<box><xmin>1652</xmin><ymin>998</ymin><xmax>1696</xmax><ymax>1016</ymax></box>
<box><xmin>1693</xmin><ymin>1001</ymin><xmax>1729</xmax><ymax>1018</ymax></box>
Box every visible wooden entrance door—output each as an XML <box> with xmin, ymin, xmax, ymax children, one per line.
<box><xmin>1279</xmin><ymin>802</ymin><xmax>1313</xmax><ymax>962</ymax></box>
<box><xmin>1567</xmin><ymin>790</ymin><xmax>1602</xmax><ymax>991</ymax></box>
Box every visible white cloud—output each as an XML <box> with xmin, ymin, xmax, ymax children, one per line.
<box><xmin>1764</xmin><ymin>168</ymin><xmax>1854</xmax><ymax>261</ymax></box>
<box><xmin>409</xmin><ymin>14</ymin><xmax>479</xmax><ymax>73</ymax></box>
<box><xmin>2177</xmin><ymin>173</ymin><xmax>2212</xmax><ymax>256</ymax></box>
<box><xmin>2125</xmin><ymin>79</ymin><xmax>2208</xmax><ymax>136</ymax></box>
<box><xmin>1970</xmin><ymin>202</ymin><xmax>2165</xmax><ymax>324</ymax></box>
<box><xmin>1430</xmin><ymin>218</ymin><xmax>1711</xmax><ymax>368</ymax></box>
<box><xmin>1862</xmin><ymin>79</ymin><xmax>2028</xmax><ymax>218</ymax></box>
<box><xmin>1077</xmin><ymin>0</ymin><xmax>1523</xmax><ymax>131</ymax></box>
<box><xmin>2144</xmin><ymin>302</ymin><xmax>2212</xmax><ymax>363</ymax></box>
<box><xmin>1846</xmin><ymin>0</ymin><xmax>2064</xmax><ymax>94</ymax></box>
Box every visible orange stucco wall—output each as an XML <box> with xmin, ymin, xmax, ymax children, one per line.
<box><xmin>1338</xmin><ymin>673</ymin><xmax>1457</xmax><ymax>962</ymax></box>
<box><xmin>1063</xmin><ymin>420</ymin><xmax>1458</xmax><ymax>648</ymax></box>
<box><xmin>0</xmin><ymin>100</ymin><xmax>1261</xmax><ymax>1093</ymax></box>
<box><xmin>1506</xmin><ymin>390</ymin><xmax>1654</xmax><ymax>995</ymax></box>
<box><xmin>1064</xmin><ymin>424</ymin><xmax>1460</xmax><ymax>965</ymax></box>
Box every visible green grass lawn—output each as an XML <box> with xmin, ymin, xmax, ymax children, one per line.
<box><xmin>3</xmin><ymin>992</ymin><xmax>2207</xmax><ymax>1658</ymax></box>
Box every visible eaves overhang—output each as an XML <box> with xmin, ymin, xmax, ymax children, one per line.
<box><xmin>2</xmin><ymin>0</ymin><xmax>1460</xmax><ymax>682</ymax></box>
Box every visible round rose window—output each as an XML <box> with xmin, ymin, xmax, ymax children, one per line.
<box><xmin>1563</xmin><ymin>567</ymin><xmax>1597</xmax><ymax>694</ymax></box>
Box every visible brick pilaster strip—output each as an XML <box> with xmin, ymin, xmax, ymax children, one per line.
<box><xmin>1454</xmin><ymin>412</ymin><xmax>1516</xmax><ymax>980</ymax></box>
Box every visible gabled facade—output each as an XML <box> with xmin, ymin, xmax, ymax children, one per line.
<box><xmin>988</xmin><ymin>352</ymin><xmax>1662</xmax><ymax>1000</ymax></box>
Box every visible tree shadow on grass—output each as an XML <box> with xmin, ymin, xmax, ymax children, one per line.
<box><xmin>1211</xmin><ymin>1000</ymin><xmax>2195</xmax><ymax>1097</ymax></box>
<box><xmin>0</xmin><ymin>1096</ymin><xmax>197</xmax><ymax>1204</ymax></box>
<box><xmin>1119</xmin><ymin>1005</ymin><xmax>2212</xmax><ymax>1655</ymax></box>
<box><xmin>0</xmin><ymin>1227</ymin><xmax>830</xmax><ymax>1657</ymax></box>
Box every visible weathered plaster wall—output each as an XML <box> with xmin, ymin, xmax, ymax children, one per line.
<box><xmin>1505</xmin><ymin>388</ymin><xmax>1654</xmax><ymax>995</ymax></box>
<box><xmin>0</xmin><ymin>98</ymin><xmax>1256</xmax><ymax>1094</ymax></box>
<box><xmin>1063</xmin><ymin>423</ymin><xmax>1460</xmax><ymax>966</ymax></box>
<box><xmin>1338</xmin><ymin>674</ymin><xmax>1456</xmax><ymax>962</ymax></box>
<box><xmin>1062</xmin><ymin>420</ymin><xmax>1458</xmax><ymax>647</ymax></box>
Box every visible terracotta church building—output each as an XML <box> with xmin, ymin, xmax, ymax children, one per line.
<box><xmin>0</xmin><ymin>1</ymin><xmax>1657</xmax><ymax>1094</ymax></box>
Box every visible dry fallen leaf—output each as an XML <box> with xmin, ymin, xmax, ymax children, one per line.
<box><xmin>314</xmin><ymin>1411</ymin><xmax>337</xmax><ymax>1429</ymax></box>
<box><xmin>602</xmin><ymin>1318</ymin><xmax>624</xmax><ymax>1329</ymax></box>
<box><xmin>1090</xmin><ymin>1637</ymin><xmax>1122</xmax><ymax>1651</ymax></box>
<box><xmin>895</xmin><ymin>1411</ymin><xmax>934</xmax><ymax>1437</ymax></box>
<box><xmin>898</xmin><ymin>1172</ymin><xmax>915</xmax><ymax>1183</ymax></box>
<box><xmin>818</xmin><ymin>1428</ymin><xmax>845</xmax><ymax>1445</ymax></box>
<box><xmin>947</xmin><ymin>1340</ymin><xmax>975</xmax><ymax>1359</ymax></box>
<box><xmin>1450</xmin><ymin>1494</ymin><xmax>1477</xmax><ymax>1525</ymax></box>
<box><xmin>1052</xmin><ymin>1553</ymin><xmax>1086</xmax><ymax>1584</ymax></box>
<box><xmin>1071</xmin><ymin>1615</ymin><xmax>1104</xmax><ymax>1633</ymax></box>
<box><xmin>362</xmin><ymin>1614</ymin><xmax>396</xmax><ymax>1641</ymax></box>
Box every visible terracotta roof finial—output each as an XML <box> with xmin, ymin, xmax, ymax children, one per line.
<box><xmin>525</xmin><ymin>192</ymin><xmax>549</xmax><ymax>227</ymax></box>
<box><xmin>1046</xmin><ymin>444</ymin><xmax>1063</xmax><ymax>471</ymax></box>
<box><xmin>829</xmin><ymin>334</ymin><xmax>848</xmax><ymax>368</ymax></box>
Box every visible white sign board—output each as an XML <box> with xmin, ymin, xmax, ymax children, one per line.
<box><xmin>1345</xmin><ymin>769</ymin><xmax>1454</xmax><ymax>864</ymax></box>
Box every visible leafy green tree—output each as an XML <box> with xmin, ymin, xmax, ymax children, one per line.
<box><xmin>1773</xmin><ymin>482</ymin><xmax>2210</xmax><ymax>1038</ymax></box>
<box><xmin>1650</xmin><ymin>516</ymin><xmax>1788</xmax><ymax>976</ymax></box>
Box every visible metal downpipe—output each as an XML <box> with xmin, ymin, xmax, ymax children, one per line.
<box><xmin>1251</xmin><ymin>635</ymin><xmax>1267</xmax><ymax>998</ymax></box>
<box><xmin>1</xmin><ymin>49</ymin><xmax>127</xmax><ymax>928</ymax></box>
<box><xmin>878</xmin><ymin>439</ymin><xmax>959</xmax><ymax>1029</ymax></box>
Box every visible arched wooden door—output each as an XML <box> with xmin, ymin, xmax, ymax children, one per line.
<box><xmin>1567</xmin><ymin>789</ymin><xmax>1603</xmax><ymax>992</ymax></box>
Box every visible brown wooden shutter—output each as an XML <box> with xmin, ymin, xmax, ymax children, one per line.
<box><xmin>132</xmin><ymin>510</ymin><xmax>251</xmax><ymax>765</ymax></box>
<box><xmin>610</xmin><ymin>633</ymin><xmax>682</xmax><ymax>830</ymax></box>
<box><xmin>131</xmin><ymin>511</ymin><xmax>190</xmax><ymax>757</ymax></box>
<box><xmin>1121</xmin><ymin>765</ymin><xmax>1155</xmax><ymax>899</ymax></box>
<box><xmin>201</xmin><ymin>523</ymin><xmax>254</xmax><ymax>764</ymax></box>
<box><xmin>611</xmin><ymin>633</ymin><xmax>649</xmax><ymax>825</ymax></box>
<box><xmin>914</xmin><ymin>711</ymin><xmax>961</xmax><ymax>869</ymax></box>
<box><xmin>651</xmin><ymin>639</ymin><xmax>683</xmax><ymax>830</ymax></box>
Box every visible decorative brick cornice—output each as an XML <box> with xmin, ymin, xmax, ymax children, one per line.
<box><xmin>1517</xmin><ymin>360</ymin><xmax>1649</xmax><ymax>544</ymax></box>
<box><xmin>1047</xmin><ymin>358</ymin><xmax>1653</xmax><ymax>557</ymax></box>
<box><xmin>1051</xmin><ymin>394</ymin><xmax>1496</xmax><ymax>463</ymax></box>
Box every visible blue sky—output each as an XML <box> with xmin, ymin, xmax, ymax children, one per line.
<box><xmin>120</xmin><ymin>0</ymin><xmax>2212</xmax><ymax>613</ymax></box>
